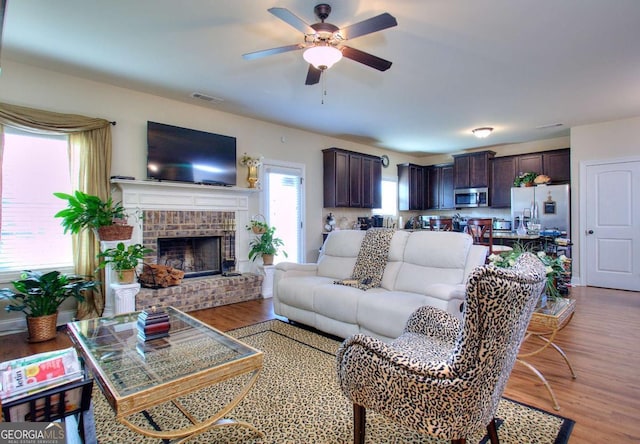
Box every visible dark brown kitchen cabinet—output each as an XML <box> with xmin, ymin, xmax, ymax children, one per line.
<box><xmin>542</xmin><ymin>149</ymin><xmax>570</xmax><ymax>183</ymax></box>
<box><xmin>453</xmin><ymin>151</ymin><xmax>495</xmax><ymax>189</ymax></box>
<box><xmin>426</xmin><ymin>164</ymin><xmax>454</xmax><ymax>209</ymax></box>
<box><xmin>361</xmin><ymin>156</ymin><xmax>382</xmax><ymax>208</ymax></box>
<box><xmin>516</xmin><ymin>153</ymin><xmax>543</xmax><ymax>176</ymax></box>
<box><xmin>489</xmin><ymin>148</ymin><xmax>570</xmax><ymax>208</ymax></box>
<box><xmin>323</xmin><ymin>148</ymin><xmax>381</xmax><ymax>208</ymax></box>
<box><xmin>491</xmin><ymin>156</ymin><xmax>518</xmax><ymax>208</ymax></box>
<box><xmin>398</xmin><ymin>163</ymin><xmax>424</xmax><ymax>211</ymax></box>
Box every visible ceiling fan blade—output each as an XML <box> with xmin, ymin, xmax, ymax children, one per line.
<box><xmin>305</xmin><ymin>65</ymin><xmax>322</xmax><ymax>85</ymax></box>
<box><xmin>341</xmin><ymin>46</ymin><xmax>392</xmax><ymax>71</ymax></box>
<box><xmin>243</xmin><ymin>43</ymin><xmax>305</xmax><ymax>60</ymax></box>
<box><xmin>338</xmin><ymin>13</ymin><xmax>397</xmax><ymax>40</ymax></box>
<box><xmin>268</xmin><ymin>7</ymin><xmax>315</xmax><ymax>35</ymax></box>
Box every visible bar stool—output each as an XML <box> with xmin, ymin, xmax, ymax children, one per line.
<box><xmin>465</xmin><ymin>218</ymin><xmax>513</xmax><ymax>257</ymax></box>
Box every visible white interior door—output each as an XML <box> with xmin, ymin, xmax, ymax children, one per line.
<box><xmin>583</xmin><ymin>159</ymin><xmax>640</xmax><ymax>290</ymax></box>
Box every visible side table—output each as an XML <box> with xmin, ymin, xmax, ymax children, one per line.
<box><xmin>517</xmin><ymin>297</ymin><xmax>576</xmax><ymax>410</ymax></box>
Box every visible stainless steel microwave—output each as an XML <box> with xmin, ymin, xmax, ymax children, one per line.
<box><xmin>454</xmin><ymin>187</ymin><xmax>489</xmax><ymax>208</ymax></box>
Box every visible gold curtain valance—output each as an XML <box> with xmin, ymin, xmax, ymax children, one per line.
<box><xmin>0</xmin><ymin>102</ymin><xmax>113</xmax><ymax>134</ymax></box>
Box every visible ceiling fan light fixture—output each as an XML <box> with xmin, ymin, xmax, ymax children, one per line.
<box><xmin>303</xmin><ymin>45</ymin><xmax>342</xmax><ymax>70</ymax></box>
<box><xmin>472</xmin><ymin>127</ymin><xmax>494</xmax><ymax>138</ymax></box>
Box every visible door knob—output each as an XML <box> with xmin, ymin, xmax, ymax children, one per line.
<box><xmin>587</xmin><ymin>229</ymin><xmax>594</xmax><ymax>234</ymax></box>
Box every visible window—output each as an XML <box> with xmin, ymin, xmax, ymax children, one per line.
<box><xmin>1</xmin><ymin>128</ymin><xmax>74</xmax><ymax>278</ymax></box>
<box><xmin>372</xmin><ymin>178</ymin><xmax>398</xmax><ymax>216</ymax></box>
<box><xmin>262</xmin><ymin>161</ymin><xmax>305</xmax><ymax>264</ymax></box>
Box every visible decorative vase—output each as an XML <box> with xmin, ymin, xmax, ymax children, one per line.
<box><xmin>27</xmin><ymin>312</ymin><xmax>58</xmax><ymax>342</ymax></box>
<box><xmin>262</xmin><ymin>254</ymin><xmax>274</xmax><ymax>265</ymax></box>
<box><xmin>247</xmin><ymin>165</ymin><xmax>259</xmax><ymax>188</ymax></box>
<box><xmin>117</xmin><ymin>268</ymin><xmax>136</xmax><ymax>284</ymax></box>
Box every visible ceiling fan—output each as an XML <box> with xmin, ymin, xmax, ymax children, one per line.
<box><xmin>243</xmin><ymin>4</ymin><xmax>397</xmax><ymax>85</ymax></box>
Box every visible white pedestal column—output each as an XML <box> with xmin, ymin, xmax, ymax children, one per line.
<box><xmin>100</xmin><ymin>239</ymin><xmax>132</xmax><ymax>317</ymax></box>
<box><xmin>258</xmin><ymin>264</ymin><xmax>276</xmax><ymax>298</ymax></box>
<box><xmin>110</xmin><ymin>282</ymin><xmax>141</xmax><ymax>314</ymax></box>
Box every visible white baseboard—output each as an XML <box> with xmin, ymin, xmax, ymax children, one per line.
<box><xmin>0</xmin><ymin>308</ymin><xmax>77</xmax><ymax>336</ymax></box>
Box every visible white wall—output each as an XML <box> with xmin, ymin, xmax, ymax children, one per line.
<box><xmin>570</xmin><ymin>116</ymin><xmax>640</xmax><ymax>283</ymax></box>
<box><xmin>0</xmin><ymin>60</ymin><xmax>419</xmax><ymax>259</ymax></box>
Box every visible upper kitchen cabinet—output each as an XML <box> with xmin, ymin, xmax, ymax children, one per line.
<box><xmin>323</xmin><ymin>148</ymin><xmax>382</xmax><ymax>208</ymax></box>
<box><xmin>491</xmin><ymin>156</ymin><xmax>518</xmax><ymax>208</ymax></box>
<box><xmin>542</xmin><ymin>149</ymin><xmax>571</xmax><ymax>183</ymax></box>
<box><xmin>397</xmin><ymin>163</ymin><xmax>424</xmax><ymax>211</ymax></box>
<box><xmin>453</xmin><ymin>151</ymin><xmax>495</xmax><ymax>189</ymax></box>
<box><xmin>516</xmin><ymin>153</ymin><xmax>543</xmax><ymax>176</ymax></box>
<box><xmin>426</xmin><ymin>164</ymin><xmax>454</xmax><ymax>210</ymax></box>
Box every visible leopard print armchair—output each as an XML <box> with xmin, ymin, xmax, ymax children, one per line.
<box><xmin>336</xmin><ymin>252</ymin><xmax>546</xmax><ymax>444</ymax></box>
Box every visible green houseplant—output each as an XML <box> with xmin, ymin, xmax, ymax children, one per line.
<box><xmin>53</xmin><ymin>190</ymin><xmax>134</xmax><ymax>241</ymax></box>
<box><xmin>96</xmin><ymin>242</ymin><xmax>153</xmax><ymax>283</ymax></box>
<box><xmin>513</xmin><ymin>172</ymin><xmax>539</xmax><ymax>187</ymax></box>
<box><xmin>247</xmin><ymin>225</ymin><xmax>287</xmax><ymax>265</ymax></box>
<box><xmin>0</xmin><ymin>270</ymin><xmax>97</xmax><ymax>342</ymax></box>
<box><xmin>488</xmin><ymin>242</ymin><xmax>570</xmax><ymax>302</ymax></box>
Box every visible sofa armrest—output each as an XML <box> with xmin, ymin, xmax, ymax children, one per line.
<box><xmin>275</xmin><ymin>262</ymin><xmax>319</xmax><ymax>274</ymax></box>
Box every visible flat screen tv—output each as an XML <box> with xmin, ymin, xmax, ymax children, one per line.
<box><xmin>146</xmin><ymin>121</ymin><xmax>237</xmax><ymax>186</ymax></box>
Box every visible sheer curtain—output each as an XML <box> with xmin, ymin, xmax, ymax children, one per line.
<box><xmin>0</xmin><ymin>102</ymin><xmax>113</xmax><ymax>319</ymax></box>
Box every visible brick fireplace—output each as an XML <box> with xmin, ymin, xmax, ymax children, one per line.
<box><xmin>141</xmin><ymin>209</ymin><xmax>235</xmax><ymax>276</ymax></box>
<box><xmin>110</xmin><ymin>180</ymin><xmax>262</xmax><ymax>312</ymax></box>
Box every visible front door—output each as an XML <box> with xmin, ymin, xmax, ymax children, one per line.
<box><xmin>584</xmin><ymin>158</ymin><xmax>640</xmax><ymax>291</ymax></box>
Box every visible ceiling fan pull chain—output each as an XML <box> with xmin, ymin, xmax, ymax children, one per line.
<box><xmin>321</xmin><ymin>70</ymin><xmax>326</xmax><ymax>104</ymax></box>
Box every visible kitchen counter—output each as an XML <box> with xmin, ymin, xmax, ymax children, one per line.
<box><xmin>492</xmin><ymin>231</ymin><xmax>540</xmax><ymax>240</ymax></box>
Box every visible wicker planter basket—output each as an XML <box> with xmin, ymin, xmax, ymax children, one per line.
<box><xmin>96</xmin><ymin>224</ymin><xmax>134</xmax><ymax>241</ymax></box>
<box><xmin>27</xmin><ymin>312</ymin><xmax>58</xmax><ymax>342</ymax></box>
<box><xmin>116</xmin><ymin>269</ymin><xmax>136</xmax><ymax>284</ymax></box>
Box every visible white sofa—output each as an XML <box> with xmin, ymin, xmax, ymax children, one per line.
<box><xmin>273</xmin><ymin>229</ymin><xmax>488</xmax><ymax>341</ymax></box>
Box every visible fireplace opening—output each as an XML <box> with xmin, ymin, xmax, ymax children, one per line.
<box><xmin>157</xmin><ymin>236</ymin><xmax>221</xmax><ymax>278</ymax></box>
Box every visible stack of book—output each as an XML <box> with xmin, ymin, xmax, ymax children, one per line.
<box><xmin>137</xmin><ymin>308</ymin><xmax>170</xmax><ymax>341</ymax></box>
<box><xmin>0</xmin><ymin>348</ymin><xmax>84</xmax><ymax>403</ymax></box>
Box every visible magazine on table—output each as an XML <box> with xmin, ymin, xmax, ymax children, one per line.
<box><xmin>0</xmin><ymin>347</ymin><xmax>83</xmax><ymax>403</ymax></box>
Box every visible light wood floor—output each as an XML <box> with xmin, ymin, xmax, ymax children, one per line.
<box><xmin>2</xmin><ymin>285</ymin><xmax>638</xmax><ymax>443</ymax></box>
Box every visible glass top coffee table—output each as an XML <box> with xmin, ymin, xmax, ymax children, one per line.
<box><xmin>67</xmin><ymin>306</ymin><xmax>263</xmax><ymax>442</ymax></box>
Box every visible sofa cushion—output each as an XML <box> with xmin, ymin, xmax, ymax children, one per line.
<box><xmin>357</xmin><ymin>291</ymin><xmax>432</xmax><ymax>340</ymax></box>
<box><xmin>313</xmin><ymin>284</ymin><xmax>364</xmax><ymax>323</ymax></box>
<box><xmin>277</xmin><ymin>276</ymin><xmax>335</xmax><ymax>310</ymax></box>
<box><xmin>392</xmin><ymin>231</ymin><xmax>472</xmax><ymax>293</ymax></box>
<box><xmin>317</xmin><ymin>230</ymin><xmax>366</xmax><ymax>279</ymax></box>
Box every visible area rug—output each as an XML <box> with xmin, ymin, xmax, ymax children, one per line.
<box><xmin>92</xmin><ymin>319</ymin><xmax>574</xmax><ymax>443</ymax></box>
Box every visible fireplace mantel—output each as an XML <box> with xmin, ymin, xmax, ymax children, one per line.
<box><xmin>111</xmin><ymin>179</ymin><xmax>256</xmax><ymax>211</ymax></box>
<box><xmin>111</xmin><ymin>179</ymin><xmax>257</xmax><ymax>272</ymax></box>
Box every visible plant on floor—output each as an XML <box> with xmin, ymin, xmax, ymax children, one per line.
<box><xmin>0</xmin><ymin>270</ymin><xmax>98</xmax><ymax>317</ymax></box>
<box><xmin>248</xmin><ymin>225</ymin><xmax>287</xmax><ymax>264</ymax></box>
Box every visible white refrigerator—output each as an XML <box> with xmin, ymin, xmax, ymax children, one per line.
<box><xmin>510</xmin><ymin>184</ymin><xmax>570</xmax><ymax>236</ymax></box>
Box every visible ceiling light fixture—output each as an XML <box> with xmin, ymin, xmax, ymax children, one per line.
<box><xmin>303</xmin><ymin>45</ymin><xmax>343</xmax><ymax>70</ymax></box>
<box><xmin>472</xmin><ymin>127</ymin><xmax>493</xmax><ymax>138</ymax></box>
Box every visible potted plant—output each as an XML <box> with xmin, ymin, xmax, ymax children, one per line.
<box><xmin>513</xmin><ymin>172</ymin><xmax>539</xmax><ymax>187</ymax></box>
<box><xmin>248</xmin><ymin>225</ymin><xmax>287</xmax><ymax>265</ymax></box>
<box><xmin>53</xmin><ymin>190</ymin><xmax>134</xmax><ymax>241</ymax></box>
<box><xmin>246</xmin><ymin>218</ymin><xmax>269</xmax><ymax>234</ymax></box>
<box><xmin>96</xmin><ymin>242</ymin><xmax>153</xmax><ymax>283</ymax></box>
<box><xmin>0</xmin><ymin>270</ymin><xmax>97</xmax><ymax>342</ymax></box>
<box><xmin>488</xmin><ymin>242</ymin><xmax>571</xmax><ymax>303</ymax></box>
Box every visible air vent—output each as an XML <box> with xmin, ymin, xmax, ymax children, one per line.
<box><xmin>190</xmin><ymin>92</ymin><xmax>224</xmax><ymax>104</ymax></box>
<box><xmin>535</xmin><ymin>123</ymin><xmax>563</xmax><ymax>129</ymax></box>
